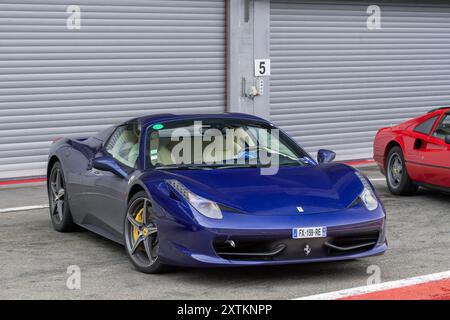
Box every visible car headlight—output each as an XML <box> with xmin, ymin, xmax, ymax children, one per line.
<box><xmin>167</xmin><ymin>180</ymin><xmax>223</xmax><ymax>219</ymax></box>
<box><xmin>355</xmin><ymin>172</ymin><xmax>379</xmax><ymax>211</ymax></box>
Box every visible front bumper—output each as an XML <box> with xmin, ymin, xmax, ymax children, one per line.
<box><xmin>156</xmin><ymin>204</ymin><xmax>387</xmax><ymax>268</ymax></box>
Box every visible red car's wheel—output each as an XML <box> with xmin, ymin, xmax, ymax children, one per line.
<box><xmin>386</xmin><ymin>146</ymin><xmax>418</xmax><ymax>196</ymax></box>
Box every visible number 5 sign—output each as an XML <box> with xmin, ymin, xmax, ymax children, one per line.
<box><xmin>254</xmin><ymin>59</ymin><xmax>271</xmax><ymax>76</ymax></box>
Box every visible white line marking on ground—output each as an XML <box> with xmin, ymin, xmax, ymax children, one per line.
<box><xmin>0</xmin><ymin>205</ymin><xmax>49</xmax><ymax>214</ymax></box>
<box><xmin>369</xmin><ymin>178</ymin><xmax>386</xmax><ymax>182</ymax></box>
<box><xmin>294</xmin><ymin>270</ymin><xmax>450</xmax><ymax>300</ymax></box>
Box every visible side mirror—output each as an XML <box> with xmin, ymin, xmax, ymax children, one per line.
<box><xmin>92</xmin><ymin>156</ymin><xmax>128</xmax><ymax>178</ymax></box>
<box><xmin>317</xmin><ymin>149</ymin><xmax>336</xmax><ymax>164</ymax></box>
<box><xmin>446</xmin><ymin>135</ymin><xmax>450</xmax><ymax>144</ymax></box>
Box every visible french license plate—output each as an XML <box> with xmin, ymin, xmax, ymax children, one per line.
<box><xmin>292</xmin><ymin>227</ymin><xmax>327</xmax><ymax>239</ymax></box>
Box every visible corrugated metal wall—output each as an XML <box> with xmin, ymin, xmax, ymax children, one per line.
<box><xmin>0</xmin><ymin>0</ymin><xmax>226</xmax><ymax>179</ymax></box>
<box><xmin>271</xmin><ymin>0</ymin><xmax>450</xmax><ymax>160</ymax></box>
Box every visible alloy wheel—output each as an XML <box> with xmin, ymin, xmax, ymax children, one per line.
<box><xmin>49</xmin><ymin>167</ymin><xmax>65</xmax><ymax>223</ymax></box>
<box><xmin>388</xmin><ymin>153</ymin><xmax>403</xmax><ymax>188</ymax></box>
<box><xmin>125</xmin><ymin>197</ymin><xmax>159</xmax><ymax>267</ymax></box>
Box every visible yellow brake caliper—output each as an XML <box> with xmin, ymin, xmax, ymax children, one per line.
<box><xmin>133</xmin><ymin>208</ymin><xmax>144</xmax><ymax>242</ymax></box>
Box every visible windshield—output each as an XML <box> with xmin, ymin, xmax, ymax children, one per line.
<box><xmin>145</xmin><ymin>119</ymin><xmax>313</xmax><ymax>170</ymax></box>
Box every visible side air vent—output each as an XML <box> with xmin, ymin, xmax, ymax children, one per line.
<box><xmin>414</xmin><ymin>138</ymin><xmax>424</xmax><ymax>150</ymax></box>
<box><xmin>213</xmin><ymin>239</ymin><xmax>286</xmax><ymax>261</ymax></box>
<box><xmin>325</xmin><ymin>232</ymin><xmax>379</xmax><ymax>256</ymax></box>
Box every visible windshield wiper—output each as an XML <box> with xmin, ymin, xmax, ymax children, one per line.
<box><xmin>214</xmin><ymin>164</ymin><xmax>263</xmax><ymax>169</ymax></box>
<box><xmin>154</xmin><ymin>163</ymin><xmax>263</xmax><ymax>170</ymax></box>
<box><xmin>154</xmin><ymin>165</ymin><xmax>211</xmax><ymax>170</ymax></box>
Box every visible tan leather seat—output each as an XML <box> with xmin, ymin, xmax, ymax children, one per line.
<box><xmin>157</xmin><ymin>139</ymin><xmax>177</xmax><ymax>165</ymax></box>
<box><xmin>109</xmin><ymin>129</ymin><xmax>139</xmax><ymax>167</ymax></box>
<box><xmin>152</xmin><ymin>130</ymin><xmax>257</xmax><ymax>165</ymax></box>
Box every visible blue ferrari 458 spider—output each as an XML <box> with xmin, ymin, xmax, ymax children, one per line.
<box><xmin>47</xmin><ymin>113</ymin><xmax>387</xmax><ymax>273</ymax></box>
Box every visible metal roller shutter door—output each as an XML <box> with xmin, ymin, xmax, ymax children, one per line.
<box><xmin>271</xmin><ymin>0</ymin><xmax>450</xmax><ymax>160</ymax></box>
<box><xmin>0</xmin><ymin>0</ymin><xmax>226</xmax><ymax>179</ymax></box>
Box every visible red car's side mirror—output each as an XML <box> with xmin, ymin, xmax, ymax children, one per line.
<box><xmin>445</xmin><ymin>135</ymin><xmax>450</xmax><ymax>144</ymax></box>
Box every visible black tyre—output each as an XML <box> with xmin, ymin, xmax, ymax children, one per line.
<box><xmin>124</xmin><ymin>191</ymin><xmax>169</xmax><ymax>274</ymax></box>
<box><xmin>386</xmin><ymin>146</ymin><xmax>418</xmax><ymax>195</ymax></box>
<box><xmin>48</xmin><ymin>162</ymin><xmax>77</xmax><ymax>232</ymax></box>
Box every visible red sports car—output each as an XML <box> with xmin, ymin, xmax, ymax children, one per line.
<box><xmin>374</xmin><ymin>107</ymin><xmax>450</xmax><ymax>195</ymax></box>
